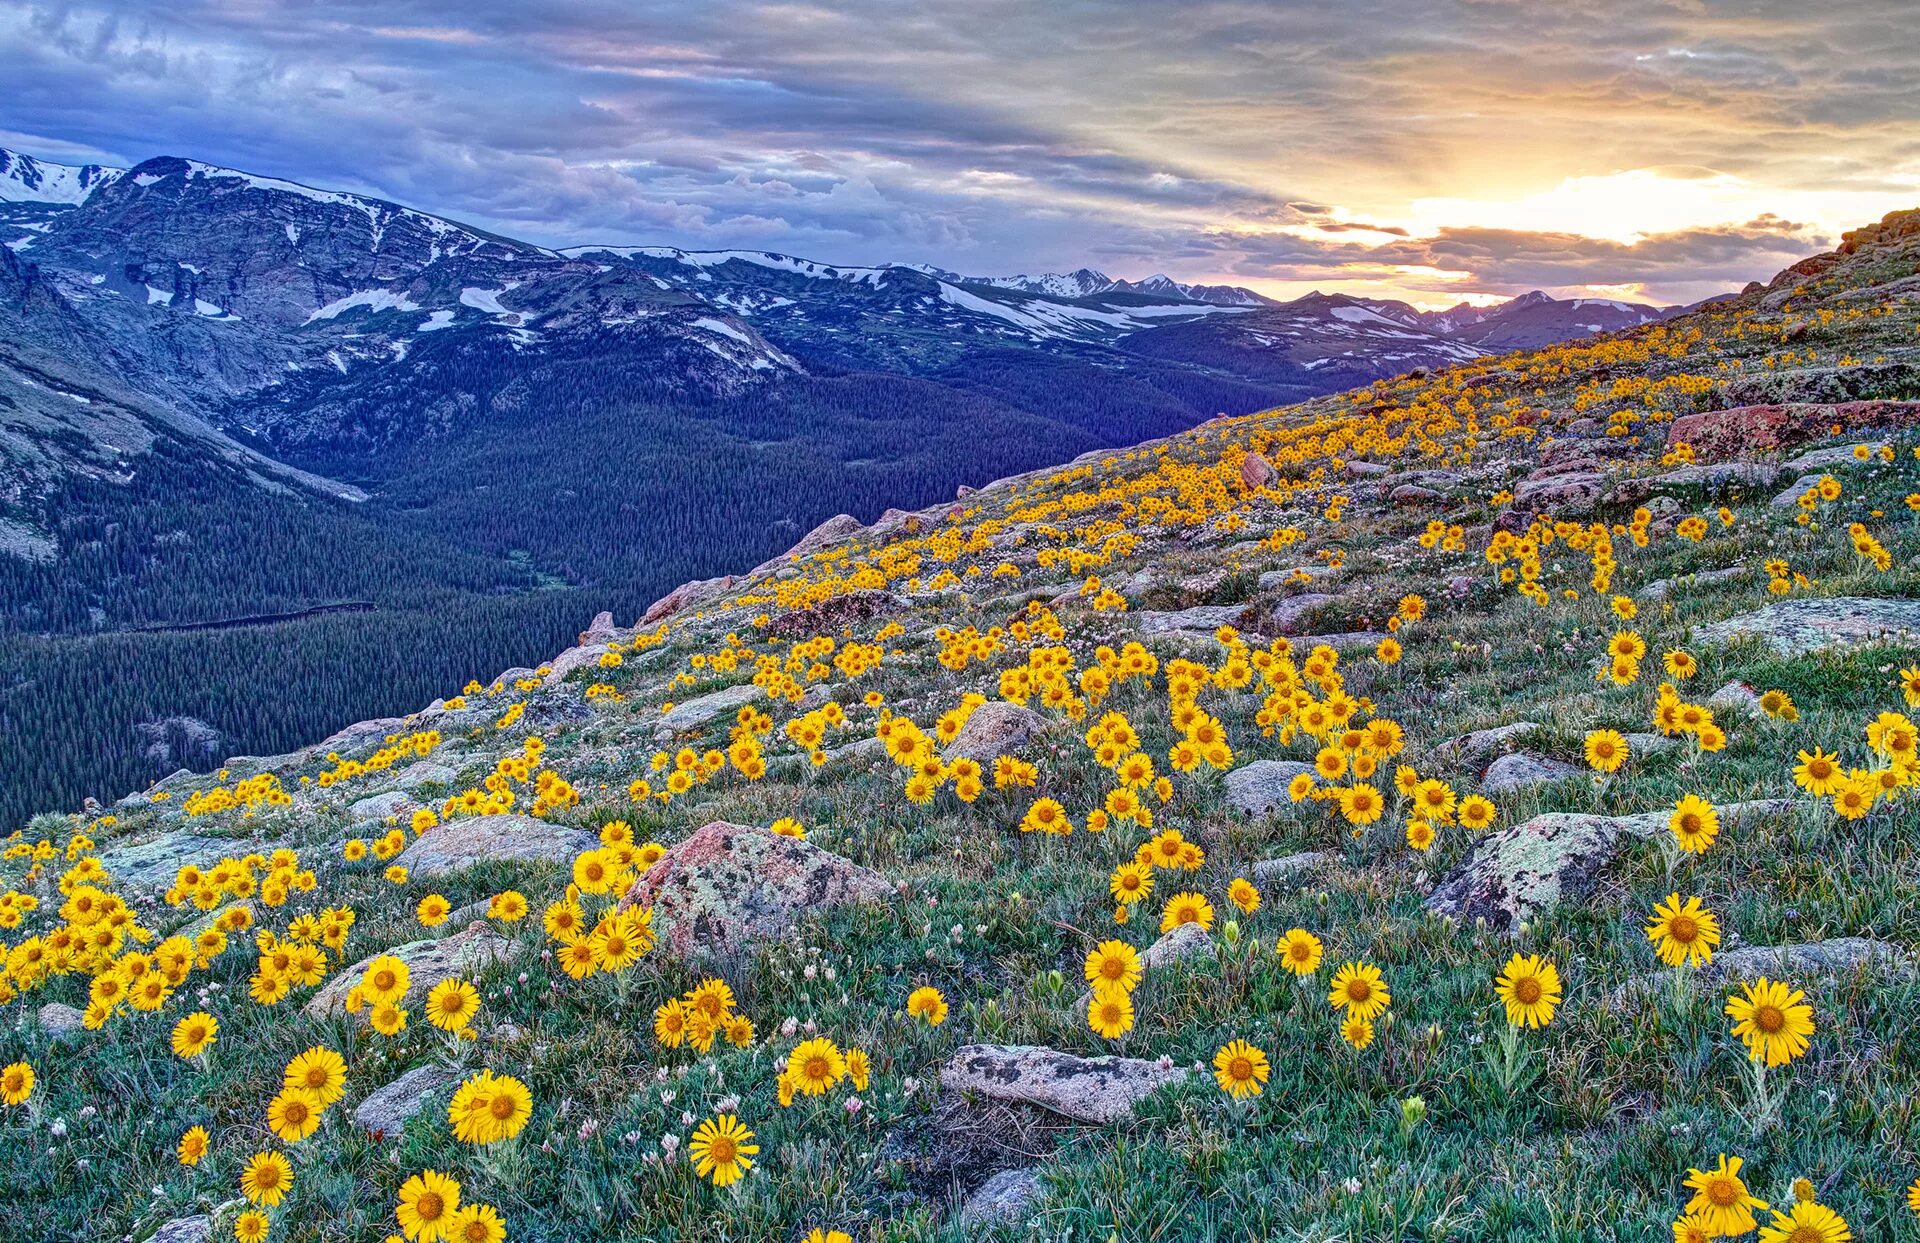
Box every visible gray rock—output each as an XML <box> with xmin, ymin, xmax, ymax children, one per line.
<box><xmin>1481</xmin><ymin>752</ymin><xmax>1586</xmax><ymax>795</ymax></box>
<box><xmin>1642</xmin><ymin>566</ymin><xmax>1748</xmax><ymax>601</ymax></box>
<box><xmin>959</xmin><ymin>1168</ymin><xmax>1043</xmax><ymax>1227</ymax></box>
<box><xmin>1389</xmin><ymin>484</ymin><xmax>1443</xmax><ymax>505</ymax></box>
<box><xmin>37</xmin><ymin>1002</ymin><xmax>85</xmax><ymax>1044</ymax></box>
<box><xmin>1622</xmin><ymin>732</ymin><xmax>1680</xmax><ymax>758</ymax></box>
<box><xmin>1288</xmin><ymin>631</ymin><xmax>1384</xmax><ymax>651</ymax></box>
<box><xmin>941</xmin><ymin>701</ymin><xmax>1052</xmax><ymax>765</ymax></box>
<box><xmin>653</xmin><ymin>683</ymin><xmax>763</xmax><ymax>737</ymax></box>
<box><xmin>1432</xmin><ymin>722</ymin><xmax>1541</xmax><ymax>765</ymax></box>
<box><xmin>1142</xmin><ymin>921</ymin><xmax>1215</xmax><ymax>970</ymax></box>
<box><xmin>395</xmin><ymin>762</ymin><xmax>457</xmax><ymax>791</ymax></box>
<box><xmin>1514</xmin><ymin>470</ymin><xmax>1604</xmax><ymax>512</ymax></box>
<box><xmin>1250</xmin><ymin>851</ymin><xmax>1332</xmax><ymax>884</ymax></box>
<box><xmin>1693</xmin><ymin>598</ymin><xmax>1920</xmax><ymax>656</ymax></box>
<box><xmin>1265</xmin><ymin>592</ymin><xmax>1338</xmax><ymax>636</ymax></box>
<box><xmin>1617</xmin><ymin>938</ymin><xmax>1912</xmax><ymax>1002</ymax></box>
<box><xmin>1345</xmin><ymin>460</ymin><xmax>1390</xmax><ymax>477</ymax></box>
<box><xmin>348</xmin><ymin>790</ymin><xmax>415</xmax><ymax>821</ymax></box>
<box><xmin>151</xmin><ymin>1217</ymin><xmax>213</xmax><ymax>1243</ymax></box>
<box><xmin>1222</xmin><ymin>760</ymin><xmax>1315</xmax><ymax>818</ymax></box>
<box><xmin>1770</xmin><ymin>474</ymin><xmax>1826</xmax><ymax>508</ymax></box>
<box><xmin>1425</xmin><ymin>799</ymin><xmax>1793</xmax><ymax>932</ymax></box>
<box><xmin>99</xmin><ymin>831</ymin><xmax>263</xmax><ymax>890</ymax></box>
<box><xmin>1257</xmin><ymin>565</ymin><xmax>1334</xmax><ymax>590</ymax></box>
<box><xmin>1705</xmin><ymin>681</ymin><xmax>1762</xmax><ymax>715</ymax></box>
<box><xmin>1135</xmin><ymin>605</ymin><xmax>1244</xmax><ymax>637</ymax></box>
<box><xmin>1778</xmin><ymin>441</ymin><xmax>1889</xmax><ymax>473</ymax></box>
<box><xmin>942</xmin><ymin>1044</ymin><xmax>1188</xmax><ymax>1125</ymax></box>
<box><xmin>353</xmin><ymin>1064</ymin><xmax>460</xmax><ymax>1139</ymax></box>
<box><xmin>396</xmin><ymin>813</ymin><xmax>595</xmax><ymax>879</ymax></box>
<box><xmin>306</xmin><ymin>922</ymin><xmax>513</xmax><ymax>1018</ymax></box>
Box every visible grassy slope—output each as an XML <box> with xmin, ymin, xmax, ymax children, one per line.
<box><xmin>5</xmin><ymin>211</ymin><xmax>1920</xmax><ymax>1242</ymax></box>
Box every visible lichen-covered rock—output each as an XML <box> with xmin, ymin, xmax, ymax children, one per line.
<box><xmin>1481</xmin><ymin>752</ymin><xmax>1586</xmax><ymax>794</ymax></box>
<box><xmin>1142</xmin><ymin>921</ymin><xmax>1215</xmax><ymax>970</ymax></box>
<box><xmin>768</xmin><ymin>590</ymin><xmax>900</xmax><ymax>639</ymax></box>
<box><xmin>151</xmin><ymin>1217</ymin><xmax>213</xmax><ymax>1243</ymax></box>
<box><xmin>100</xmin><ymin>831</ymin><xmax>272</xmax><ymax>891</ymax></box>
<box><xmin>959</xmin><ymin>1167</ymin><xmax>1043</xmax><ymax>1228</ymax></box>
<box><xmin>1616</xmin><ymin>938</ymin><xmax>1912</xmax><ymax>1003</ymax></box>
<box><xmin>395</xmin><ymin>761</ymin><xmax>457</xmax><ymax>791</ymax></box>
<box><xmin>1432</xmin><ymin>722</ymin><xmax>1540</xmax><ymax>765</ymax></box>
<box><xmin>396</xmin><ymin>814</ymin><xmax>595</xmax><ymax>879</ymax></box>
<box><xmin>1693</xmin><ymin>598</ymin><xmax>1920</xmax><ymax>656</ymax></box>
<box><xmin>1778</xmin><ymin>441</ymin><xmax>1889</xmax><ymax>473</ymax></box>
<box><xmin>1706</xmin><ymin>681</ymin><xmax>1763</xmax><ymax>714</ymax></box>
<box><xmin>621</xmin><ymin>821</ymin><xmax>892</xmax><ymax>959</ymax></box>
<box><xmin>942</xmin><ymin>701</ymin><xmax>1052</xmax><ymax>765</ymax></box>
<box><xmin>653</xmin><ymin>683</ymin><xmax>764</xmax><ymax>738</ymax></box>
<box><xmin>349</xmin><ymin>790</ymin><xmax>416</xmax><ymax>821</ymax></box>
<box><xmin>942</xmin><ymin>1044</ymin><xmax>1188</xmax><ymax>1125</ymax></box>
<box><xmin>353</xmin><ymin>1064</ymin><xmax>460</xmax><ymax>1139</ymax></box>
<box><xmin>306</xmin><ymin>922</ymin><xmax>512</xmax><ymax>1017</ymax></box>
<box><xmin>1425</xmin><ymin>800</ymin><xmax>1792</xmax><ymax>932</ymax></box>
<box><xmin>1222</xmin><ymin>760</ymin><xmax>1314</xmax><ymax>818</ymax></box>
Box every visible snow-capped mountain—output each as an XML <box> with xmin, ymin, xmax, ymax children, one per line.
<box><xmin>0</xmin><ymin>149</ymin><xmax>123</xmax><ymax>204</ymax></box>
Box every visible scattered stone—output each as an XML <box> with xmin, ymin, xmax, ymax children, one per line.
<box><xmin>1513</xmin><ymin>469</ymin><xmax>1603</xmax><ymax>513</ymax></box>
<box><xmin>1345</xmin><ymin>460</ymin><xmax>1389</xmax><ymax>477</ymax></box>
<box><xmin>959</xmin><ymin>1168</ymin><xmax>1043</xmax><ymax>1227</ymax></box>
<box><xmin>353</xmin><ymin>1064</ymin><xmax>461</xmax><ymax>1139</ymax></box>
<box><xmin>1621</xmin><ymin>732</ymin><xmax>1680</xmax><ymax>758</ymax></box>
<box><xmin>1222</xmin><ymin>760</ymin><xmax>1315</xmax><ymax>818</ymax></box>
<box><xmin>1770</xmin><ymin>474</ymin><xmax>1825</xmax><ymax>508</ymax></box>
<box><xmin>942</xmin><ymin>702</ymin><xmax>1052</xmax><ymax>765</ymax></box>
<box><xmin>542</xmin><ymin>642</ymin><xmax>611</xmax><ymax>685</ymax></box>
<box><xmin>1613</xmin><ymin>462</ymin><xmax>1781</xmax><ymax>504</ymax></box>
<box><xmin>1693</xmin><ymin>598</ymin><xmax>1920</xmax><ymax>656</ymax></box>
<box><xmin>306</xmin><ymin>923</ymin><xmax>512</xmax><ymax>1018</ymax></box>
<box><xmin>1425</xmin><ymin>800</ymin><xmax>1792</xmax><ymax>932</ymax></box>
<box><xmin>1264</xmin><ymin>592</ymin><xmax>1338</xmax><ymax>635</ymax></box>
<box><xmin>1142</xmin><ymin>921</ymin><xmax>1216</xmax><ymax>970</ymax></box>
<box><xmin>621</xmin><ymin>822</ymin><xmax>892</xmax><ymax>959</ymax></box>
<box><xmin>1289</xmin><ymin>631</ymin><xmax>1384</xmax><ymax>651</ymax></box>
<box><xmin>1239</xmin><ymin>451</ymin><xmax>1274</xmax><ymax>490</ymax></box>
<box><xmin>395</xmin><ymin>762</ymin><xmax>457</xmax><ymax>791</ymax></box>
<box><xmin>1432</xmin><ymin>722</ymin><xmax>1540</xmax><ymax>765</ymax></box>
<box><xmin>1256</xmin><ymin>566</ymin><xmax>1333</xmax><ymax>590</ymax></box>
<box><xmin>1389</xmin><ymin>484</ymin><xmax>1444</xmax><ymax>505</ymax></box>
<box><xmin>580</xmin><ymin>611</ymin><xmax>619</xmax><ymax>644</ymax></box>
<box><xmin>396</xmin><ymin>814</ymin><xmax>596</xmax><ymax>879</ymax></box>
<box><xmin>1617</xmin><ymin>938</ymin><xmax>1912</xmax><ymax>1002</ymax></box>
<box><xmin>1250</xmin><ymin>851</ymin><xmax>1332</xmax><ymax>884</ymax></box>
<box><xmin>654</xmin><ymin>683</ymin><xmax>763</xmax><ymax>737</ymax></box>
<box><xmin>768</xmin><ymin>590</ymin><xmax>899</xmax><ymax>639</ymax></box>
<box><xmin>1481</xmin><ymin>752</ymin><xmax>1587</xmax><ymax>794</ymax></box>
<box><xmin>941</xmin><ymin>1044</ymin><xmax>1188</xmax><ymax>1126</ymax></box>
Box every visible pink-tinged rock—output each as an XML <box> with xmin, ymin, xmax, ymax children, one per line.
<box><xmin>641</xmin><ymin>573</ymin><xmax>738</xmax><ymax>624</ymax></box>
<box><xmin>1239</xmin><ymin>450</ymin><xmax>1274</xmax><ymax>491</ymax></box>
<box><xmin>621</xmin><ymin>822</ymin><xmax>892</xmax><ymax>958</ymax></box>
<box><xmin>1665</xmin><ymin>400</ymin><xmax>1920</xmax><ymax>459</ymax></box>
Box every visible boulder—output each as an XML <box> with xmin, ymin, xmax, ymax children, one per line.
<box><xmin>1288</xmin><ymin>630</ymin><xmax>1384</xmax><ymax>652</ymax></box>
<box><xmin>1770</xmin><ymin>474</ymin><xmax>1826</xmax><ymax>508</ymax></box>
<box><xmin>99</xmin><ymin>831</ymin><xmax>266</xmax><ymax>891</ymax></box>
<box><xmin>1642</xmin><ymin>566</ymin><xmax>1748</xmax><ymax>601</ymax></box>
<box><xmin>305</xmin><ymin>922</ymin><xmax>513</xmax><ymax>1018</ymax></box>
<box><xmin>542</xmin><ymin>642</ymin><xmax>612</xmax><ymax>686</ymax></box>
<box><xmin>1143</xmin><ymin>921</ymin><xmax>1216</xmax><ymax>970</ymax></box>
<box><xmin>1622</xmin><ymin>732</ymin><xmax>1680</xmax><ymax>758</ymax></box>
<box><xmin>1705</xmin><ymin>681</ymin><xmax>1763</xmax><ymax>715</ymax></box>
<box><xmin>1250</xmin><ymin>851</ymin><xmax>1332</xmax><ymax>884</ymax></box>
<box><xmin>1222</xmin><ymin>760</ymin><xmax>1315</xmax><ymax>818</ymax></box>
<box><xmin>1432</xmin><ymin>722</ymin><xmax>1540</xmax><ymax>765</ymax></box>
<box><xmin>1692</xmin><ymin>598</ymin><xmax>1920</xmax><ymax>656</ymax></box>
<box><xmin>1389</xmin><ymin>484</ymin><xmax>1444</xmax><ymax>505</ymax></box>
<box><xmin>941</xmin><ymin>702</ymin><xmax>1052</xmax><ymax>765</ymax></box>
<box><xmin>941</xmin><ymin>1044</ymin><xmax>1188</xmax><ymax>1125</ymax></box>
<box><xmin>1425</xmin><ymin>800</ymin><xmax>1792</xmax><ymax>932</ymax></box>
<box><xmin>1345</xmin><ymin>460</ymin><xmax>1389</xmax><ymax>477</ymax></box>
<box><xmin>642</xmin><ymin>573</ymin><xmax>739</xmax><ymax>623</ymax></box>
<box><xmin>348</xmin><ymin>790</ymin><xmax>415</xmax><ymax>822</ymax></box>
<box><xmin>1239</xmin><ymin>451</ymin><xmax>1274</xmax><ymax>490</ymax></box>
<box><xmin>580</xmin><ymin>611</ymin><xmax>619</xmax><ymax>644</ymax></box>
<box><xmin>353</xmin><ymin>1064</ymin><xmax>461</xmax><ymax>1139</ymax></box>
<box><xmin>654</xmin><ymin>683</ymin><xmax>764</xmax><ymax>738</ymax></box>
<box><xmin>1264</xmin><ymin>593</ymin><xmax>1338</xmax><ymax>636</ymax></box>
<box><xmin>768</xmin><ymin>590</ymin><xmax>900</xmax><ymax>639</ymax></box>
<box><xmin>396</xmin><ymin>814</ymin><xmax>596</xmax><ymax>879</ymax></box>
<box><xmin>1481</xmin><ymin>752</ymin><xmax>1586</xmax><ymax>795</ymax></box>
<box><xmin>620</xmin><ymin>822</ymin><xmax>892</xmax><ymax>959</ymax></box>
<box><xmin>1611</xmin><ymin>462</ymin><xmax>1781</xmax><ymax>504</ymax></box>
<box><xmin>395</xmin><ymin>762</ymin><xmax>457</xmax><ymax>792</ymax></box>
<box><xmin>959</xmin><ymin>1168</ymin><xmax>1043</xmax><ymax>1228</ymax></box>
<box><xmin>1513</xmin><ymin>470</ymin><xmax>1603</xmax><ymax>513</ymax></box>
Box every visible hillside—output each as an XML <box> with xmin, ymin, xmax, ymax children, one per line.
<box><xmin>4</xmin><ymin>207</ymin><xmax>1920</xmax><ymax>1241</ymax></box>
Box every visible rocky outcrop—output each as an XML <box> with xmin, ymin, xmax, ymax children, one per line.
<box><xmin>769</xmin><ymin>590</ymin><xmax>900</xmax><ymax>639</ymax></box>
<box><xmin>1665</xmin><ymin>401</ymin><xmax>1920</xmax><ymax>458</ymax></box>
<box><xmin>942</xmin><ymin>1044</ymin><xmax>1188</xmax><ymax>1126</ymax></box>
<box><xmin>1222</xmin><ymin>760</ymin><xmax>1314</xmax><ymax>818</ymax></box>
<box><xmin>941</xmin><ymin>701</ymin><xmax>1052</xmax><ymax>765</ymax></box>
<box><xmin>396</xmin><ymin>814</ymin><xmax>596</xmax><ymax>879</ymax></box>
<box><xmin>1264</xmin><ymin>592</ymin><xmax>1338</xmax><ymax>636</ymax></box>
<box><xmin>1425</xmin><ymin>800</ymin><xmax>1792</xmax><ymax>932</ymax></box>
<box><xmin>642</xmin><ymin>573</ymin><xmax>740</xmax><ymax>624</ymax></box>
<box><xmin>1239</xmin><ymin>451</ymin><xmax>1274</xmax><ymax>490</ymax></box>
<box><xmin>306</xmin><ymin>922</ymin><xmax>512</xmax><ymax>1018</ymax></box>
<box><xmin>1135</xmin><ymin>605</ymin><xmax>1245</xmax><ymax>637</ymax></box>
<box><xmin>1692</xmin><ymin>598</ymin><xmax>1920</xmax><ymax>656</ymax></box>
<box><xmin>621</xmin><ymin>821</ymin><xmax>892</xmax><ymax>959</ymax></box>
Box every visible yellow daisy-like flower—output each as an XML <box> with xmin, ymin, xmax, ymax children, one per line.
<box><xmin>1212</xmin><ymin>1039</ymin><xmax>1270</xmax><ymax>1098</ymax></box>
<box><xmin>1277</xmin><ymin>928</ymin><xmax>1323</xmax><ymax>976</ymax></box>
<box><xmin>1645</xmin><ymin>893</ymin><xmax>1720</xmax><ymax>968</ymax></box>
<box><xmin>443</xmin><ymin>1203</ymin><xmax>507</xmax><ymax>1243</ymax></box>
<box><xmin>177</xmin><ymin>1125</ymin><xmax>211</xmax><ymax>1167</ymax></box>
<box><xmin>1327</xmin><ymin>961</ymin><xmax>1390</xmax><ymax>1022</ymax></box>
<box><xmin>1583</xmin><ymin>729</ymin><xmax>1629</xmax><ymax>774</ymax></box>
<box><xmin>396</xmin><ymin>1168</ymin><xmax>461</xmax><ymax>1241</ymax></box>
<box><xmin>688</xmin><ymin>1114</ymin><xmax>758</xmax><ymax>1187</ymax></box>
<box><xmin>786</xmin><ymin>1038</ymin><xmax>848</xmax><ymax>1096</ymax></box>
<box><xmin>1671</xmin><ymin>1212</ymin><xmax>1714</xmax><ymax>1243</ymax></box>
<box><xmin>284</xmin><ymin>1045</ymin><xmax>348</xmax><ymax>1107</ymax></box>
<box><xmin>1227</xmin><ymin>877</ymin><xmax>1261</xmax><ymax>914</ymax></box>
<box><xmin>1456</xmin><ymin>794</ymin><xmax>1496</xmax><ymax>832</ymax></box>
<box><xmin>1083</xmin><ymin>940</ymin><xmax>1142</xmax><ymax>995</ymax></box>
<box><xmin>171</xmin><ymin>1011</ymin><xmax>219</xmax><ymax>1059</ymax></box>
<box><xmin>1756</xmin><ymin>1201</ymin><xmax>1851</xmax><ymax>1243</ymax></box>
<box><xmin>1340</xmin><ymin>1013</ymin><xmax>1375</xmax><ymax>1049</ymax></box>
<box><xmin>416</xmin><ymin>893</ymin><xmax>452</xmax><ymax>927</ymax></box>
<box><xmin>1669</xmin><ymin>795</ymin><xmax>1719</xmax><ymax>854</ymax></box>
<box><xmin>906</xmin><ymin>985</ymin><xmax>948</xmax><ymax>1026</ymax></box>
<box><xmin>1493</xmin><ymin>953</ymin><xmax>1561</xmax><ymax>1028</ymax></box>
<box><xmin>1087</xmin><ymin>989</ymin><xmax>1135</xmax><ymax>1040</ymax></box>
<box><xmin>1726</xmin><ymin>977</ymin><xmax>1814</xmax><ymax>1067</ymax></box>
<box><xmin>233</xmin><ymin>1209</ymin><xmax>270</xmax><ymax>1243</ymax></box>
<box><xmin>267</xmin><ymin>1089</ymin><xmax>322</xmax><ymax>1143</ymax></box>
<box><xmin>239</xmin><ymin>1150</ymin><xmax>294</xmax><ymax>1207</ymax></box>
<box><xmin>1158</xmin><ymin>891</ymin><xmax>1214</xmax><ymax>934</ymax></box>
<box><xmin>425</xmin><ymin>979</ymin><xmax>481</xmax><ymax>1032</ymax></box>
<box><xmin>1682</xmin><ymin>1154</ymin><xmax>1768</xmax><ymax>1238</ymax></box>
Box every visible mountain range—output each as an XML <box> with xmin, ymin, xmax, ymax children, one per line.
<box><xmin>0</xmin><ymin>145</ymin><xmax>1683</xmax><ymax>823</ymax></box>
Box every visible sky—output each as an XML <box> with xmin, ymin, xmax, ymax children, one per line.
<box><xmin>4</xmin><ymin>1</ymin><xmax>1918</xmax><ymax>308</ymax></box>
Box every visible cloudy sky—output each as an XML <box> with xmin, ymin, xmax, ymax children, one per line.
<box><xmin>5</xmin><ymin>1</ymin><xmax>1917</xmax><ymax>306</ymax></box>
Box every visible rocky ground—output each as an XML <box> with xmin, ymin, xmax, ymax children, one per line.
<box><xmin>6</xmin><ymin>210</ymin><xmax>1920</xmax><ymax>1241</ymax></box>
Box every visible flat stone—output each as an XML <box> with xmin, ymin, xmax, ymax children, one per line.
<box><xmin>1693</xmin><ymin>598</ymin><xmax>1920</xmax><ymax>656</ymax></box>
<box><xmin>1425</xmin><ymin>799</ymin><xmax>1793</xmax><ymax>933</ymax></box>
<box><xmin>98</xmin><ymin>831</ymin><xmax>261</xmax><ymax>891</ymax></box>
<box><xmin>941</xmin><ymin>1044</ymin><xmax>1188</xmax><ymax>1126</ymax></box>
<box><xmin>1288</xmin><ymin>631</ymin><xmax>1384</xmax><ymax>651</ymax></box>
<box><xmin>654</xmin><ymin>683</ymin><xmax>764</xmax><ymax>737</ymax></box>
<box><xmin>1481</xmin><ymin>752</ymin><xmax>1587</xmax><ymax>795</ymax></box>
<box><xmin>396</xmin><ymin>813</ymin><xmax>596</xmax><ymax>879</ymax></box>
<box><xmin>353</xmin><ymin>1064</ymin><xmax>461</xmax><ymax>1139</ymax></box>
<box><xmin>941</xmin><ymin>701</ymin><xmax>1053</xmax><ymax>765</ymax></box>
<box><xmin>621</xmin><ymin>821</ymin><xmax>892</xmax><ymax>959</ymax></box>
<box><xmin>306</xmin><ymin>922</ymin><xmax>513</xmax><ymax>1018</ymax></box>
<box><xmin>1265</xmin><ymin>592</ymin><xmax>1339</xmax><ymax>636</ymax></box>
<box><xmin>1223</xmin><ymin>760</ymin><xmax>1315</xmax><ymax>818</ymax></box>
<box><xmin>1433</xmin><ymin>722</ymin><xmax>1541</xmax><ymax>765</ymax></box>
<box><xmin>1345</xmin><ymin>460</ymin><xmax>1389</xmax><ymax>477</ymax></box>
<box><xmin>1250</xmin><ymin>851</ymin><xmax>1332</xmax><ymax>884</ymax></box>
<box><xmin>1770</xmin><ymin>474</ymin><xmax>1826</xmax><ymax>508</ymax></box>
<box><xmin>1389</xmin><ymin>484</ymin><xmax>1444</xmax><ymax>504</ymax></box>
<box><xmin>959</xmin><ymin>1168</ymin><xmax>1043</xmax><ymax>1228</ymax></box>
<box><xmin>1705</xmin><ymin>681</ymin><xmax>1763</xmax><ymax>714</ymax></box>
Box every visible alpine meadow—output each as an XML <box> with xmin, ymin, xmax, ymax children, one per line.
<box><xmin>4</xmin><ymin>4</ymin><xmax>1920</xmax><ymax>1243</ymax></box>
